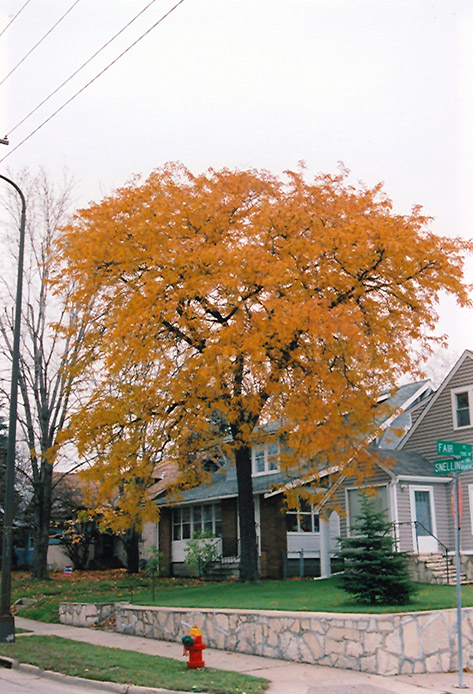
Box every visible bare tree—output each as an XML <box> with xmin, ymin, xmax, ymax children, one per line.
<box><xmin>0</xmin><ymin>169</ymin><xmax>91</xmax><ymax>578</ymax></box>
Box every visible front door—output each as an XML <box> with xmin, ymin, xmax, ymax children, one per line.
<box><xmin>411</xmin><ymin>487</ymin><xmax>438</xmax><ymax>554</ymax></box>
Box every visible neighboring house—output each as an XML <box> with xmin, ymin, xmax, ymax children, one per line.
<box><xmin>14</xmin><ymin>473</ymin><xmax>126</xmax><ymax>571</ymax></box>
<box><xmin>150</xmin><ymin>378</ymin><xmax>441</xmax><ymax>579</ymax></box>
<box><xmin>155</xmin><ymin>456</ymin><xmax>340</xmax><ymax>580</ymax></box>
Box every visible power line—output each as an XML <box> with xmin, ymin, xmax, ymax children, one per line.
<box><xmin>6</xmin><ymin>0</ymin><xmax>160</xmax><ymax>137</ymax></box>
<box><xmin>0</xmin><ymin>0</ymin><xmax>32</xmax><ymax>39</ymax></box>
<box><xmin>0</xmin><ymin>0</ymin><xmax>83</xmax><ymax>87</ymax></box>
<box><xmin>0</xmin><ymin>0</ymin><xmax>186</xmax><ymax>164</ymax></box>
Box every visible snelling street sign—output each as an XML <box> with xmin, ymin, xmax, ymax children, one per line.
<box><xmin>435</xmin><ymin>440</ymin><xmax>473</xmax><ymax>474</ymax></box>
<box><xmin>434</xmin><ymin>458</ymin><xmax>471</xmax><ymax>475</ymax></box>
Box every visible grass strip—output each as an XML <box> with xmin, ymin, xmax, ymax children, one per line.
<box><xmin>0</xmin><ymin>635</ymin><xmax>268</xmax><ymax>694</ymax></box>
<box><xmin>10</xmin><ymin>570</ymin><xmax>473</xmax><ymax>624</ymax></box>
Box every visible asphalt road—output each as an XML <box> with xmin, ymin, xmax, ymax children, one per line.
<box><xmin>0</xmin><ymin>667</ymin><xmax>117</xmax><ymax>693</ymax></box>
<box><xmin>1</xmin><ymin>660</ymin><xmax>466</xmax><ymax>694</ymax></box>
<box><xmin>0</xmin><ymin>666</ymin><xmax>452</xmax><ymax>694</ymax></box>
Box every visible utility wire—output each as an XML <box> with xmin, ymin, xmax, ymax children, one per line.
<box><xmin>0</xmin><ymin>0</ymin><xmax>83</xmax><ymax>87</ymax></box>
<box><xmin>0</xmin><ymin>0</ymin><xmax>32</xmax><ymax>39</ymax></box>
<box><xmin>6</xmin><ymin>0</ymin><xmax>160</xmax><ymax>136</ymax></box>
<box><xmin>0</xmin><ymin>0</ymin><xmax>186</xmax><ymax>164</ymax></box>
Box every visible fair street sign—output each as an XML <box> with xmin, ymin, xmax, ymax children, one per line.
<box><xmin>435</xmin><ymin>440</ymin><xmax>472</xmax><ymax>475</ymax></box>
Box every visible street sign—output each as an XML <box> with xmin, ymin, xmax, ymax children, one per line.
<box><xmin>436</xmin><ymin>440</ymin><xmax>472</xmax><ymax>466</ymax></box>
<box><xmin>434</xmin><ymin>458</ymin><xmax>472</xmax><ymax>474</ymax></box>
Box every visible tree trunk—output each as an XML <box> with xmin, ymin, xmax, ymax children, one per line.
<box><xmin>235</xmin><ymin>444</ymin><xmax>259</xmax><ymax>582</ymax></box>
<box><xmin>31</xmin><ymin>463</ymin><xmax>52</xmax><ymax>579</ymax></box>
<box><xmin>124</xmin><ymin>527</ymin><xmax>140</xmax><ymax>574</ymax></box>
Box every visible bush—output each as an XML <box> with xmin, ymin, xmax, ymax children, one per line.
<box><xmin>184</xmin><ymin>531</ymin><xmax>219</xmax><ymax>578</ymax></box>
<box><xmin>338</xmin><ymin>494</ymin><xmax>416</xmax><ymax>605</ymax></box>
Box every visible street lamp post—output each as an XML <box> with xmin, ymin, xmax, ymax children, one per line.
<box><xmin>0</xmin><ymin>174</ymin><xmax>26</xmax><ymax>643</ymax></box>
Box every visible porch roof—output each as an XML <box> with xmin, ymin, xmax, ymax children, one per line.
<box><xmin>157</xmin><ymin>467</ymin><xmax>289</xmax><ymax>506</ymax></box>
<box><xmin>157</xmin><ymin>448</ymin><xmax>442</xmax><ymax>508</ymax></box>
<box><xmin>374</xmin><ymin>448</ymin><xmax>441</xmax><ymax>478</ymax></box>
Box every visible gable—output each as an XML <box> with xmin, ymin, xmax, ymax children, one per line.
<box><xmin>400</xmin><ymin>350</ymin><xmax>473</xmax><ymax>462</ymax></box>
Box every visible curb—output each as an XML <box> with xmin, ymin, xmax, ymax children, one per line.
<box><xmin>0</xmin><ymin>656</ymin><xmax>17</xmax><ymax>669</ymax></box>
<box><xmin>0</xmin><ymin>656</ymin><xmax>203</xmax><ymax>694</ymax></box>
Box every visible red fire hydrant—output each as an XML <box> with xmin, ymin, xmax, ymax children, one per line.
<box><xmin>182</xmin><ymin>625</ymin><xmax>206</xmax><ymax>669</ymax></box>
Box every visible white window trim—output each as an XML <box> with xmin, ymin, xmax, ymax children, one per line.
<box><xmin>252</xmin><ymin>439</ymin><xmax>280</xmax><ymax>475</ymax></box>
<box><xmin>286</xmin><ymin>504</ymin><xmax>320</xmax><ymax>534</ymax></box>
<box><xmin>171</xmin><ymin>503</ymin><xmax>222</xmax><ymax>541</ymax></box>
<box><xmin>451</xmin><ymin>385</ymin><xmax>473</xmax><ymax>430</ymax></box>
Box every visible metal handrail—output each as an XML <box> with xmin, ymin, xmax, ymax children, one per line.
<box><xmin>394</xmin><ymin>520</ymin><xmax>450</xmax><ymax>583</ymax></box>
<box><xmin>210</xmin><ymin>539</ymin><xmax>240</xmax><ymax>575</ymax></box>
<box><xmin>218</xmin><ymin>539</ymin><xmax>240</xmax><ymax>568</ymax></box>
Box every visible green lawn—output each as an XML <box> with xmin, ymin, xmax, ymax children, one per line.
<box><xmin>0</xmin><ymin>635</ymin><xmax>268</xmax><ymax>694</ymax></box>
<box><xmin>8</xmin><ymin>569</ymin><xmax>473</xmax><ymax>624</ymax></box>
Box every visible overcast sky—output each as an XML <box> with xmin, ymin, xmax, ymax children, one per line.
<box><xmin>1</xmin><ymin>0</ymin><xmax>472</xmax><ymax>372</ymax></box>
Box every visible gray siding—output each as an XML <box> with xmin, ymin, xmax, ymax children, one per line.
<box><xmin>433</xmin><ymin>481</ymin><xmax>454</xmax><ymax>550</ymax></box>
<box><xmin>408</xmin><ymin>397</ymin><xmax>432</xmax><ymax>427</ymax></box>
<box><xmin>402</xmin><ymin>355</ymin><xmax>473</xmax><ymax>462</ymax></box>
<box><xmin>401</xmin><ymin>354</ymin><xmax>473</xmax><ymax>550</ymax></box>
<box><xmin>344</xmin><ymin>467</ymin><xmax>392</xmax><ymax>488</ymax></box>
<box><xmin>456</xmin><ymin>469</ymin><xmax>473</xmax><ymax>552</ymax></box>
<box><xmin>396</xmin><ymin>484</ymin><xmax>414</xmax><ymax>551</ymax></box>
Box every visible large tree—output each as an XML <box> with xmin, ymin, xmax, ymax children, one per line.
<box><xmin>0</xmin><ymin>170</ymin><xmax>92</xmax><ymax>578</ymax></box>
<box><xmin>57</xmin><ymin>163</ymin><xmax>471</xmax><ymax>582</ymax></box>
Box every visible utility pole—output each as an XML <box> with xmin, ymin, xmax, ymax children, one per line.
<box><xmin>0</xmin><ymin>155</ymin><xmax>26</xmax><ymax>642</ymax></box>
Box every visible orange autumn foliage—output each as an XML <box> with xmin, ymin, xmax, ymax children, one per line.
<box><xmin>56</xmin><ymin>163</ymin><xmax>471</xmax><ymax>580</ymax></box>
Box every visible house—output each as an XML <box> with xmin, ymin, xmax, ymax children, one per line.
<box><xmin>396</xmin><ymin>350</ymin><xmax>473</xmax><ymax>578</ymax></box>
<box><xmin>149</xmin><ymin>377</ymin><xmax>442</xmax><ymax>579</ymax></box>
<box><xmin>14</xmin><ymin>472</ymin><xmax>127</xmax><ymax>571</ymax></box>
<box><xmin>332</xmin><ymin>349</ymin><xmax>473</xmax><ymax>584</ymax></box>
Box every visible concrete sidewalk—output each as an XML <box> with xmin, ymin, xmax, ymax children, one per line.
<box><xmin>13</xmin><ymin>616</ymin><xmax>473</xmax><ymax>694</ymax></box>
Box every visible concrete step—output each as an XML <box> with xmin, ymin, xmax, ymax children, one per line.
<box><xmin>205</xmin><ymin>558</ymin><xmax>240</xmax><ymax>581</ymax></box>
<box><xmin>414</xmin><ymin>553</ymin><xmax>466</xmax><ymax>585</ymax></box>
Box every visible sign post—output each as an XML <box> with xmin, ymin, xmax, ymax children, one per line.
<box><xmin>452</xmin><ymin>472</ymin><xmax>466</xmax><ymax>689</ymax></box>
<box><xmin>435</xmin><ymin>440</ymin><xmax>472</xmax><ymax>690</ymax></box>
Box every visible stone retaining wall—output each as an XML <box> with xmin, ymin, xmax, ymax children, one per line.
<box><xmin>59</xmin><ymin>601</ymin><xmax>115</xmax><ymax>627</ymax></box>
<box><xmin>60</xmin><ymin>602</ymin><xmax>473</xmax><ymax>676</ymax></box>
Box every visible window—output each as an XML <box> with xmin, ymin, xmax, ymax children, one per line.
<box><xmin>252</xmin><ymin>439</ymin><xmax>279</xmax><ymax>474</ymax></box>
<box><xmin>172</xmin><ymin>504</ymin><xmax>222</xmax><ymax>540</ymax></box>
<box><xmin>346</xmin><ymin>486</ymin><xmax>388</xmax><ymax>533</ymax></box>
<box><xmin>452</xmin><ymin>387</ymin><xmax>473</xmax><ymax>429</ymax></box>
<box><xmin>286</xmin><ymin>499</ymin><xmax>320</xmax><ymax>533</ymax></box>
